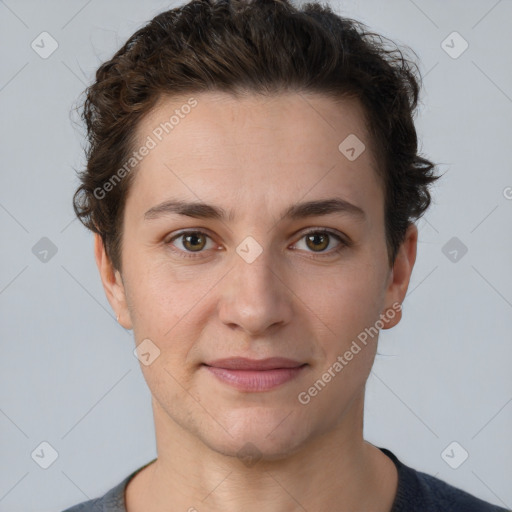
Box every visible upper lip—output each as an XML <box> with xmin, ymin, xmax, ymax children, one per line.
<box><xmin>203</xmin><ymin>357</ymin><xmax>305</xmax><ymax>370</ymax></box>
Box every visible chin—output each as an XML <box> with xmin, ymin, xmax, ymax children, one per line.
<box><xmin>206</xmin><ymin>434</ymin><xmax>305</xmax><ymax>464</ymax></box>
<box><xmin>201</xmin><ymin>408</ymin><xmax>312</xmax><ymax>463</ymax></box>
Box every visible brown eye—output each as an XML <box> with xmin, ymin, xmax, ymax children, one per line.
<box><xmin>181</xmin><ymin>232</ymin><xmax>207</xmax><ymax>252</ymax></box>
<box><xmin>305</xmin><ymin>232</ymin><xmax>330</xmax><ymax>252</ymax></box>
<box><xmin>167</xmin><ymin>231</ymin><xmax>214</xmax><ymax>256</ymax></box>
<box><xmin>292</xmin><ymin>229</ymin><xmax>346</xmax><ymax>257</ymax></box>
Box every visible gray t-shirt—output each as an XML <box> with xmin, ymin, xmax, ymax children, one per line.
<box><xmin>61</xmin><ymin>448</ymin><xmax>510</xmax><ymax>511</ymax></box>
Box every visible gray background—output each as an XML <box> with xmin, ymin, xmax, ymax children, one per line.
<box><xmin>1</xmin><ymin>0</ymin><xmax>511</xmax><ymax>510</ymax></box>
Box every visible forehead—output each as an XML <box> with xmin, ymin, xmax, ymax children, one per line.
<box><xmin>137</xmin><ymin>90</ymin><xmax>375</xmax><ymax>163</ymax></box>
<box><xmin>127</xmin><ymin>91</ymin><xmax>382</xmax><ymax>221</ymax></box>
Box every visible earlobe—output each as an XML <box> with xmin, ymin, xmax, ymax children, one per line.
<box><xmin>381</xmin><ymin>223</ymin><xmax>418</xmax><ymax>330</ymax></box>
<box><xmin>94</xmin><ymin>234</ymin><xmax>133</xmax><ymax>330</ymax></box>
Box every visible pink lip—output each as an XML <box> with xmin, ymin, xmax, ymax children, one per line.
<box><xmin>204</xmin><ymin>357</ymin><xmax>304</xmax><ymax>370</ymax></box>
<box><xmin>202</xmin><ymin>357</ymin><xmax>307</xmax><ymax>392</ymax></box>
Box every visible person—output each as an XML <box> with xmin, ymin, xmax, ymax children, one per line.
<box><xmin>63</xmin><ymin>0</ymin><xmax>508</xmax><ymax>511</ymax></box>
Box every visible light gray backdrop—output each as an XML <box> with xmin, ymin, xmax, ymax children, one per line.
<box><xmin>1</xmin><ymin>1</ymin><xmax>511</xmax><ymax>510</ymax></box>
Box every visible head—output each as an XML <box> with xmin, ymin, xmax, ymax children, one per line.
<box><xmin>73</xmin><ymin>0</ymin><xmax>439</xmax><ymax>460</ymax></box>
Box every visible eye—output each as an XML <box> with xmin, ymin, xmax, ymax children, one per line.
<box><xmin>292</xmin><ymin>229</ymin><xmax>347</xmax><ymax>256</ymax></box>
<box><xmin>166</xmin><ymin>231</ymin><xmax>216</xmax><ymax>257</ymax></box>
<box><xmin>165</xmin><ymin>228</ymin><xmax>349</xmax><ymax>260</ymax></box>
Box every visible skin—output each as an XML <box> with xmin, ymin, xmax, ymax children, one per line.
<box><xmin>95</xmin><ymin>91</ymin><xmax>418</xmax><ymax>512</ymax></box>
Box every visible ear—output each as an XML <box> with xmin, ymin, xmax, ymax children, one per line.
<box><xmin>94</xmin><ymin>233</ymin><xmax>133</xmax><ymax>330</ymax></box>
<box><xmin>381</xmin><ymin>223</ymin><xmax>418</xmax><ymax>329</ymax></box>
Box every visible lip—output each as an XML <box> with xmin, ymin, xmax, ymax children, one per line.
<box><xmin>204</xmin><ymin>357</ymin><xmax>304</xmax><ymax>370</ymax></box>
<box><xmin>202</xmin><ymin>357</ymin><xmax>307</xmax><ymax>392</ymax></box>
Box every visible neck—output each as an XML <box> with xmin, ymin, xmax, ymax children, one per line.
<box><xmin>126</xmin><ymin>395</ymin><xmax>398</xmax><ymax>512</ymax></box>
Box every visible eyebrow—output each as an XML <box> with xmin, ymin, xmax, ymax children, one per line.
<box><xmin>143</xmin><ymin>197</ymin><xmax>366</xmax><ymax>222</ymax></box>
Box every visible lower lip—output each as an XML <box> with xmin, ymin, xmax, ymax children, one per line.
<box><xmin>203</xmin><ymin>365</ymin><xmax>306</xmax><ymax>392</ymax></box>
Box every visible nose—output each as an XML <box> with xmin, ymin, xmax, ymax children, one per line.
<box><xmin>217</xmin><ymin>245</ymin><xmax>294</xmax><ymax>337</ymax></box>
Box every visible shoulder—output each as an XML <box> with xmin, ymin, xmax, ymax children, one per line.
<box><xmin>60</xmin><ymin>471</ymin><xmax>133</xmax><ymax>512</ymax></box>
<box><xmin>60</xmin><ymin>458</ymin><xmax>157</xmax><ymax>512</ymax></box>
<box><xmin>404</xmin><ymin>468</ymin><xmax>509</xmax><ymax>512</ymax></box>
<box><xmin>61</xmin><ymin>496</ymin><xmax>103</xmax><ymax>512</ymax></box>
<box><xmin>379</xmin><ymin>448</ymin><xmax>510</xmax><ymax>512</ymax></box>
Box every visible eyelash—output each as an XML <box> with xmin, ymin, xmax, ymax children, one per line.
<box><xmin>165</xmin><ymin>228</ymin><xmax>349</xmax><ymax>260</ymax></box>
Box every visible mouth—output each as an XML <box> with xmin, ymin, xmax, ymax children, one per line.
<box><xmin>201</xmin><ymin>357</ymin><xmax>307</xmax><ymax>392</ymax></box>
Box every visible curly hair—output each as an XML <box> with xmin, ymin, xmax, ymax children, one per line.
<box><xmin>72</xmin><ymin>0</ymin><xmax>440</xmax><ymax>272</ymax></box>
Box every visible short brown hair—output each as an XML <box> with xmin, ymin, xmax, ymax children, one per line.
<box><xmin>73</xmin><ymin>0</ymin><xmax>440</xmax><ymax>272</ymax></box>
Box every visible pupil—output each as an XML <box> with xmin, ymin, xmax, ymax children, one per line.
<box><xmin>185</xmin><ymin>233</ymin><xmax>204</xmax><ymax>251</ymax></box>
<box><xmin>308</xmin><ymin>233</ymin><xmax>328</xmax><ymax>251</ymax></box>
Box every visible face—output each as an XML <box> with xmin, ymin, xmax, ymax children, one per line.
<box><xmin>96</xmin><ymin>91</ymin><xmax>417</xmax><ymax>460</ymax></box>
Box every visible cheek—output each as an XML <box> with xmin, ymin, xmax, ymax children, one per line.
<box><xmin>124</xmin><ymin>260</ymin><xmax>224</xmax><ymax>397</ymax></box>
<box><xmin>296</xmin><ymin>259</ymin><xmax>387</xmax><ymax>342</ymax></box>
<box><xmin>295</xmin><ymin>266</ymin><xmax>384</xmax><ymax>417</ymax></box>
<box><xmin>124</xmin><ymin>255</ymin><xmax>217</xmax><ymax>336</ymax></box>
